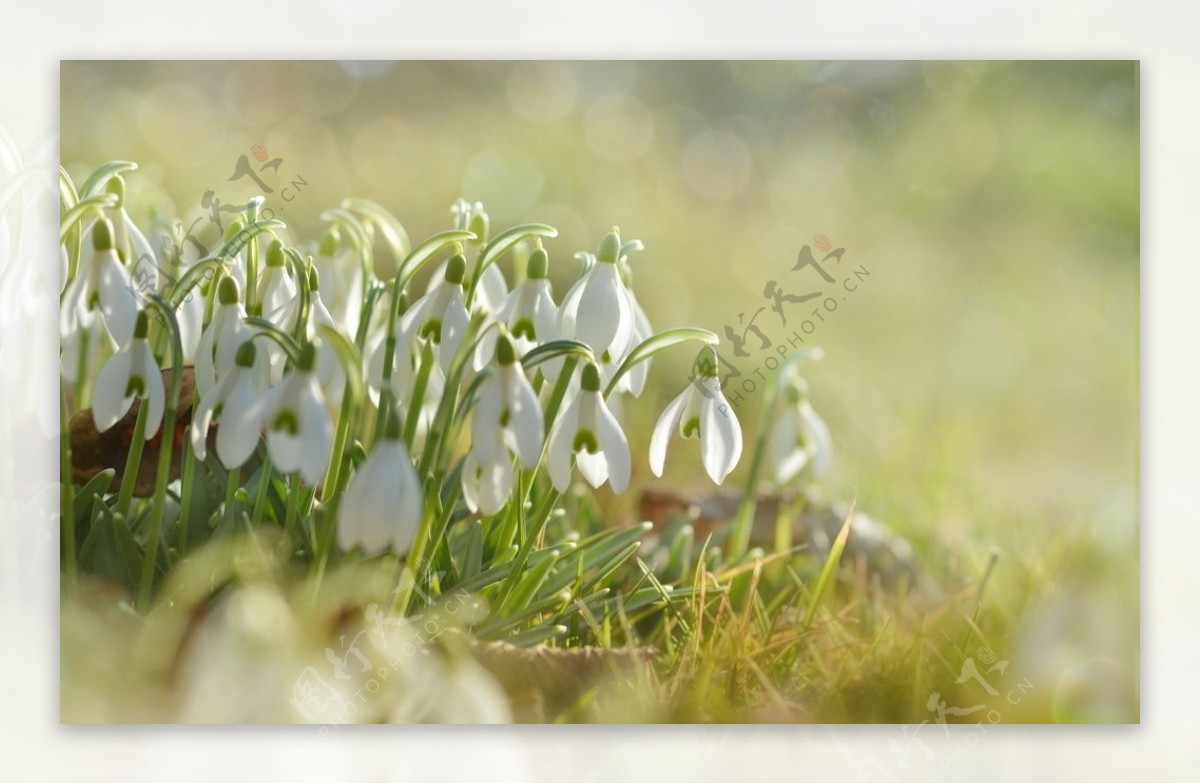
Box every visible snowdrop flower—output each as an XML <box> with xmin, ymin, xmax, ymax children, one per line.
<box><xmin>91</xmin><ymin>310</ymin><xmax>164</xmax><ymax>436</ymax></box>
<box><xmin>261</xmin><ymin>343</ymin><xmax>332</xmax><ymax>485</ymax></box>
<box><xmin>768</xmin><ymin>379</ymin><xmax>833</xmax><ymax>485</ymax></box>
<box><xmin>194</xmin><ymin>275</ymin><xmax>257</xmax><ymax>395</ymax></box>
<box><xmin>61</xmin><ymin>216</ymin><xmax>140</xmax><ymax>349</ymax></box>
<box><xmin>314</xmin><ymin>230</ymin><xmax>364</xmax><ymax>337</ymax></box>
<box><xmin>404</xmin><ymin>253</ymin><xmax>471</xmax><ymax>372</ymax></box>
<box><xmin>559</xmin><ymin>228</ymin><xmax>652</xmax><ymax>386</ymax></box>
<box><xmin>604</xmin><ymin>286</ymin><xmax>654</xmax><ymax>396</ymax></box>
<box><xmin>256</xmin><ymin>239</ymin><xmax>298</xmax><ymax>324</ymax></box>
<box><xmin>547</xmin><ymin>362</ymin><xmax>631</xmax><ymax>493</ymax></box>
<box><xmin>190</xmin><ymin>340</ymin><xmax>266</xmax><ymax>469</ymax></box>
<box><xmin>473</xmin><ymin>246</ymin><xmax>557</xmax><ymax>370</ymax></box>
<box><xmin>306</xmin><ymin>272</ymin><xmax>343</xmax><ymax>390</ymax></box>
<box><xmin>649</xmin><ymin>347</ymin><xmax>743</xmax><ymax>485</ymax></box>
<box><xmin>75</xmin><ymin>178</ymin><xmax>159</xmax><ymax>304</ymax></box>
<box><xmin>462</xmin><ymin>334</ymin><xmax>544</xmax><ymax>514</ymax></box>
<box><xmin>365</xmin><ymin>293</ymin><xmax>422</xmax><ymax>403</ymax></box>
<box><xmin>338</xmin><ymin>412</ymin><xmax>423</xmax><ymax>555</ymax></box>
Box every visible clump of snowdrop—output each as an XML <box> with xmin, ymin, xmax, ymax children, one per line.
<box><xmin>60</xmin><ymin>167</ymin><xmax>771</xmax><ymax>668</ymax></box>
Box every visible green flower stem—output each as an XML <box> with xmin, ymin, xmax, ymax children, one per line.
<box><xmin>243</xmin><ymin>317</ymin><xmax>303</xmax><ymax>365</ymax></box>
<box><xmin>58</xmin><ymin>192</ymin><xmax>118</xmax><ymax>248</ymax></box>
<box><xmin>59</xmin><ymin>167</ymin><xmax>82</xmax><ymax>282</ymax></box>
<box><xmin>542</xmin><ymin>356</ymin><xmax>579</xmax><ymax>438</ymax></box>
<box><xmin>392</xmin><ymin>504</ymin><xmax>437</xmax><ymax>614</ymax></box>
<box><xmin>603</xmin><ymin>327</ymin><xmax>718</xmax><ymax>398</ymax></box>
<box><xmin>493</xmin><ymin>485</ymin><xmax>561</xmax><ymax>614</ymax></box>
<box><xmin>73</xmin><ymin>325</ymin><xmax>93</xmax><ymax>411</ymax></box>
<box><xmin>115</xmin><ymin>403</ymin><xmax>150</xmax><ymax>519</ymax></box>
<box><xmin>60</xmin><ymin>389</ymin><xmax>76</xmax><ymax>587</ymax></box>
<box><xmin>137</xmin><ymin>296</ymin><xmax>185</xmax><ymax>610</ymax></box>
<box><xmin>728</xmin><ymin>377</ymin><xmax>784</xmax><ymax>561</ymax></box>
<box><xmin>223</xmin><ymin>468</ymin><xmax>240</xmax><ymax>526</ymax></box>
<box><xmin>175</xmin><ymin>442</ymin><xmax>198</xmax><ymax>558</ymax></box>
<box><xmin>284</xmin><ymin>476</ymin><xmax>302</xmax><ymax>545</ymax></box>
<box><xmin>465</xmin><ymin>223</ymin><xmax>557</xmax><ymax>307</ymax></box>
<box><xmin>376</xmin><ymin>230</ymin><xmax>474</xmax><ymax>443</ymax></box>
<box><xmin>403</xmin><ymin>341</ymin><xmax>435</xmax><ymax>448</ymax></box>
<box><xmin>244</xmin><ymin>201</ymin><xmax>262</xmax><ymax>317</ymax></box>
<box><xmin>320</xmin><ymin>207</ymin><xmax>375</xmax><ymax>284</ymax></box>
<box><xmin>316</xmin><ymin>323</ymin><xmax>365</xmax><ymax>506</ymax></box>
<box><xmin>284</xmin><ymin>248</ymin><xmax>311</xmax><ymax>342</ymax></box>
<box><xmin>250</xmin><ymin>453</ymin><xmax>274</xmax><ymax>524</ymax></box>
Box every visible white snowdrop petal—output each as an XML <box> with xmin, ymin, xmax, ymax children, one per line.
<box><xmin>507</xmin><ymin>370</ymin><xmax>545</xmax><ymax>469</ymax></box>
<box><xmin>594</xmin><ymin>396</ymin><xmax>631</xmax><ymax>493</ymax></box>
<box><xmin>471</xmin><ymin>381</ymin><xmax>504</xmax><ymax>465</ymax></box>
<box><xmin>461</xmin><ymin>455</ymin><xmax>482</xmax><ymax>513</ymax></box>
<box><xmin>802</xmin><ymin>403</ymin><xmax>834</xmax><ymax>475</ymax></box>
<box><xmin>216</xmin><ymin>375</ymin><xmax>262</xmax><ymax>469</ymax></box>
<box><xmin>700</xmin><ymin>390</ymin><xmax>743</xmax><ymax>485</ymax></box>
<box><xmin>267</xmin><ymin>430</ymin><xmax>305</xmax><ymax>475</ymax></box>
<box><xmin>546</xmin><ymin>398</ymin><xmax>579</xmax><ymax>493</ymax></box>
<box><xmin>575</xmin><ymin>449</ymin><xmax>609</xmax><ymax>489</ymax></box>
<box><xmin>190</xmin><ymin>381</ymin><xmax>219</xmax><ymax>456</ymax></box>
<box><xmin>139</xmin><ymin>347</ymin><xmax>165</xmax><ymax>438</ymax></box>
<box><xmin>298</xmin><ymin>379</ymin><xmax>333</xmax><ymax>485</ymax></box>
<box><xmin>91</xmin><ymin>349</ymin><xmax>135</xmax><ymax>432</ymax></box>
<box><xmin>648</xmin><ymin>387</ymin><xmax>691</xmax><ymax>477</ymax></box>
<box><xmin>576</xmin><ymin>265</ymin><xmax>625</xmax><ymax>352</ymax></box>
<box><xmin>478</xmin><ymin>456</ymin><xmax>514</xmax><ymax>516</ymax></box>
<box><xmin>767</xmin><ymin>409</ymin><xmax>800</xmax><ymax>484</ymax></box>
<box><xmin>96</xmin><ymin>253</ymin><xmax>138</xmax><ymax>346</ymax></box>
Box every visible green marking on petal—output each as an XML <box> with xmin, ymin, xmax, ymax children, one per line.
<box><xmin>682</xmin><ymin>416</ymin><xmax>701</xmax><ymax>439</ymax></box>
<box><xmin>272</xmin><ymin>409</ymin><xmax>299</xmax><ymax>435</ymax></box>
<box><xmin>420</xmin><ymin>319</ymin><xmax>442</xmax><ymax>343</ymax></box>
<box><xmin>573</xmin><ymin>429</ymin><xmax>599</xmax><ymax>454</ymax></box>
<box><xmin>499</xmin><ymin>407</ymin><xmax>511</xmax><ymax>428</ymax></box>
<box><xmin>125</xmin><ymin>375</ymin><xmax>146</xmax><ymax>398</ymax></box>
<box><xmin>512</xmin><ymin>318</ymin><xmax>536</xmax><ymax>341</ymax></box>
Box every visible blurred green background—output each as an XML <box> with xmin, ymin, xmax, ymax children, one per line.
<box><xmin>61</xmin><ymin>61</ymin><xmax>1139</xmax><ymax>720</ymax></box>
